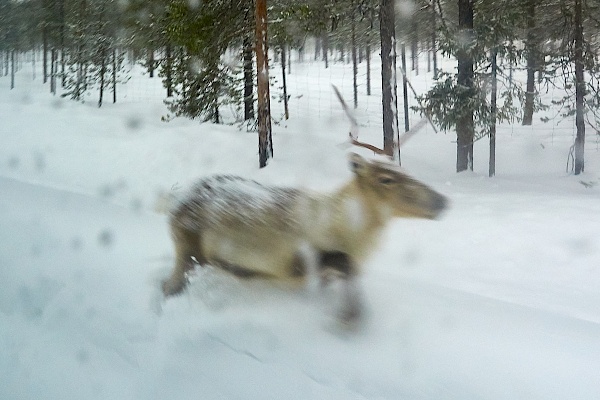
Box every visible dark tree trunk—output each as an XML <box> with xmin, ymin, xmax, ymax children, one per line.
<box><xmin>165</xmin><ymin>43</ymin><xmax>173</xmax><ymax>97</ymax></box>
<box><xmin>50</xmin><ymin>48</ymin><xmax>56</xmax><ymax>94</ymax></box>
<box><xmin>148</xmin><ymin>49</ymin><xmax>155</xmax><ymax>78</ymax></box>
<box><xmin>322</xmin><ymin>33</ymin><xmax>329</xmax><ymax>68</ymax></box>
<box><xmin>456</xmin><ymin>0</ymin><xmax>474</xmax><ymax>172</ymax></box>
<box><xmin>112</xmin><ymin>49</ymin><xmax>117</xmax><ymax>103</ymax></box>
<box><xmin>489</xmin><ymin>48</ymin><xmax>498</xmax><ymax>177</ymax></box>
<box><xmin>411</xmin><ymin>21</ymin><xmax>418</xmax><ymax>75</ymax></box>
<box><xmin>243</xmin><ymin>35</ymin><xmax>254</xmax><ymax>120</ymax></box>
<box><xmin>431</xmin><ymin>1</ymin><xmax>438</xmax><ymax>79</ymax></box>
<box><xmin>366</xmin><ymin>42</ymin><xmax>371</xmax><ymax>95</ymax></box>
<box><xmin>574</xmin><ymin>0</ymin><xmax>585</xmax><ymax>175</ymax></box>
<box><xmin>10</xmin><ymin>50</ymin><xmax>15</xmax><ymax>89</ymax></box>
<box><xmin>43</xmin><ymin>24</ymin><xmax>48</xmax><ymax>84</ymax></box>
<box><xmin>401</xmin><ymin>43</ymin><xmax>410</xmax><ymax>133</ymax></box>
<box><xmin>255</xmin><ymin>0</ymin><xmax>273</xmax><ymax>168</ymax></box>
<box><xmin>98</xmin><ymin>47</ymin><xmax>106</xmax><ymax>107</ymax></box>
<box><xmin>427</xmin><ymin>38</ymin><xmax>431</xmax><ymax>73</ymax></box>
<box><xmin>366</xmin><ymin>7</ymin><xmax>375</xmax><ymax>96</ymax></box>
<box><xmin>522</xmin><ymin>0</ymin><xmax>536</xmax><ymax>125</ymax></box>
<box><xmin>281</xmin><ymin>46</ymin><xmax>289</xmax><ymax>120</ymax></box>
<box><xmin>59</xmin><ymin>0</ymin><xmax>66</xmax><ymax>87</ymax></box>
<box><xmin>380</xmin><ymin>0</ymin><xmax>400</xmax><ymax>163</ymax></box>
<box><xmin>351</xmin><ymin>2</ymin><xmax>358</xmax><ymax>108</ymax></box>
<box><xmin>315</xmin><ymin>37</ymin><xmax>321</xmax><ymax>61</ymax></box>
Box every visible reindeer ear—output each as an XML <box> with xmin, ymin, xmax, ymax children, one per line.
<box><xmin>348</xmin><ymin>153</ymin><xmax>368</xmax><ymax>175</ymax></box>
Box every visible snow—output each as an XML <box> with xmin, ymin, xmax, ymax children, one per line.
<box><xmin>2</xmin><ymin>51</ymin><xmax>600</xmax><ymax>400</ymax></box>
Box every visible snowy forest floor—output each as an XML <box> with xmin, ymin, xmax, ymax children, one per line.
<box><xmin>1</xmin><ymin>54</ymin><xmax>600</xmax><ymax>400</ymax></box>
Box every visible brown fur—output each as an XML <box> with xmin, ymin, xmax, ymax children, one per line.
<box><xmin>162</xmin><ymin>154</ymin><xmax>447</xmax><ymax>321</ymax></box>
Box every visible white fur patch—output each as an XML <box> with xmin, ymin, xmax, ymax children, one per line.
<box><xmin>342</xmin><ymin>197</ymin><xmax>366</xmax><ymax>231</ymax></box>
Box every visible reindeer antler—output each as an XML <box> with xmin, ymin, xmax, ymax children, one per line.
<box><xmin>332</xmin><ymin>85</ymin><xmax>431</xmax><ymax>157</ymax></box>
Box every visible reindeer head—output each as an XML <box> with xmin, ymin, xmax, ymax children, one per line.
<box><xmin>349</xmin><ymin>153</ymin><xmax>448</xmax><ymax>220</ymax></box>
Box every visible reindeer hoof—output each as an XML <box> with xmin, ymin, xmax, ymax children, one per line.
<box><xmin>162</xmin><ymin>277</ymin><xmax>187</xmax><ymax>297</ymax></box>
<box><xmin>339</xmin><ymin>302</ymin><xmax>363</xmax><ymax>325</ymax></box>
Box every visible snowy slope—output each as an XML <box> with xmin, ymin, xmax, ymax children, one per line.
<box><xmin>2</xmin><ymin>57</ymin><xmax>600</xmax><ymax>400</ymax></box>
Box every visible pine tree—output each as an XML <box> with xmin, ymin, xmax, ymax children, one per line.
<box><xmin>414</xmin><ymin>0</ymin><xmax>523</xmax><ymax>173</ymax></box>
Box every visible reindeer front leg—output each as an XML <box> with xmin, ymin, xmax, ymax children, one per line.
<box><xmin>162</xmin><ymin>225</ymin><xmax>204</xmax><ymax>296</ymax></box>
<box><xmin>319</xmin><ymin>251</ymin><xmax>363</xmax><ymax>323</ymax></box>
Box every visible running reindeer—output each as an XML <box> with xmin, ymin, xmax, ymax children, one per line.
<box><xmin>162</xmin><ymin>91</ymin><xmax>447</xmax><ymax>322</ymax></box>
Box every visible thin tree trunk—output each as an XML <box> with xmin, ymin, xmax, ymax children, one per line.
<box><xmin>148</xmin><ymin>49</ymin><xmax>155</xmax><ymax>78</ymax></box>
<box><xmin>351</xmin><ymin>2</ymin><xmax>358</xmax><ymax>108</ymax></box>
<box><xmin>456</xmin><ymin>0</ymin><xmax>474</xmax><ymax>172</ymax></box>
<box><xmin>281</xmin><ymin>46</ymin><xmax>289</xmax><ymax>120</ymax></box>
<box><xmin>255</xmin><ymin>0</ymin><xmax>273</xmax><ymax>168</ymax></box>
<box><xmin>32</xmin><ymin>49</ymin><xmax>36</xmax><ymax>80</ymax></box>
<box><xmin>50</xmin><ymin>48</ymin><xmax>56</xmax><ymax>94</ymax></box>
<box><xmin>315</xmin><ymin>37</ymin><xmax>321</xmax><ymax>61</ymax></box>
<box><xmin>427</xmin><ymin>38</ymin><xmax>431</xmax><ymax>73</ymax></box>
<box><xmin>165</xmin><ymin>43</ymin><xmax>173</xmax><ymax>97</ymax></box>
<box><xmin>574</xmin><ymin>0</ymin><xmax>585</xmax><ymax>174</ymax></box>
<box><xmin>322</xmin><ymin>33</ymin><xmax>329</xmax><ymax>68</ymax></box>
<box><xmin>10</xmin><ymin>50</ymin><xmax>15</xmax><ymax>89</ymax></box>
<box><xmin>243</xmin><ymin>34</ymin><xmax>254</xmax><ymax>120</ymax></box>
<box><xmin>380</xmin><ymin>0</ymin><xmax>400</xmax><ymax>163</ymax></box>
<box><xmin>366</xmin><ymin>41</ymin><xmax>371</xmax><ymax>95</ymax></box>
<box><xmin>411</xmin><ymin>21</ymin><xmax>419</xmax><ymax>75</ymax></box>
<box><xmin>522</xmin><ymin>0</ymin><xmax>536</xmax><ymax>125</ymax></box>
<box><xmin>59</xmin><ymin>0</ymin><xmax>66</xmax><ymax>87</ymax></box>
<box><xmin>431</xmin><ymin>0</ymin><xmax>438</xmax><ymax>78</ymax></box>
<box><xmin>401</xmin><ymin>43</ymin><xmax>410</xmax><ymax>133</ymax></box>
<box><xmin>43</xmin><ymin>24</ymin><xmax>48</xmax><ymax>84</ymax></box>
<box><xmin>112</xmin><ymin>49</ymin><xmax>117</xmax><ymax>103</ymax></box>
<box><xmin>489</xmin><ymin>48</ymin><xmax>498</xmax><ymax>177</ymax></box>
<box><xmin>99</xmin><ymin>51</ymin><xmax>106</xmax><ymax>107</ymax></box>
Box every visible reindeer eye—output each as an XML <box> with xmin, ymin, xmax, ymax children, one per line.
<box><xmin>378</xmin><ymin>176</ymin><xmax>395</xmax><ymax>185</ymax></box>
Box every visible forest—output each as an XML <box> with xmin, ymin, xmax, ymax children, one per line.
<box><xmin>2</xmin><ymin>2</ymin><xmax>600</xmax><ymax>399</ymax></box>
<box><xmin>1</xmin><ymin>0</ymin><xmax>599</xmax><ymax>172</ymax></box>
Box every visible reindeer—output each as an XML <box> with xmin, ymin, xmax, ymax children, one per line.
<box><xmin>162</xmin><ymin>87</ymin><xmax>447</xmax><ymax>322</ymax></box>
<box><xmin>162</xmin><ymin>153</ymin><xmax>447</xmax><ymax>322</ymax></box>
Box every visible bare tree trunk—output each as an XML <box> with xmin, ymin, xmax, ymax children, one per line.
<box><xmin>574</xmin><ymin>0</ymin><xmax>585</xmax><ymax>175</ymax></box>
<box><xmin>148</xmin><ymin>49</ymin><xmax>155</xmax><ymax>78</ymax></box>
<box><xmin>10</xmin><ymin>50</ymin><xmax>15</xmax><ymax>89</ymax></box>
<box><xmin>281</xmin><ymin>46</ymin><xmax>289</xmax><ymax>120</ymax></box>
<box><xmin>522</xmin><ymin>0</ymin><xmax>536</xmax><ymax>125</ymax></box>
<box><xmin>322</xmin><ymin>33</ymin><xmax>329</xmax><ymax>68</ymax></box>
<box><xmin>351</xmin><ymin>1</ymin><xmax>358</xmax><ymax>108</ymax></box>
<box><xmin>59</xmin><ymin>0</ymin><xmax>66</xmax><ymax>87</ymax></box>
<box><xmin>43</xmin><ymin>24</ymin><xmax>48</xmax><ymax>84</ymax></box>
<box><xmin>112</xmin><ymin>49</ymin><xmax>117</xmax><ymax>103</ymax></box>
<box><xmin>401</xmin><ymin>43</ymin><xmax>410</xmax><ymax>133</ymax></box>
<box><xmin>255</xmin><ymin>0</ymin><xmax>273</xmax><ymax>168</ymax></box>
<box><xmin>243</xmin><ymin>35</ymin><xmax>254</xmax><ymax>120</ymax></box>
<box><xmin>50</xmin><ymin>48</ymin><xmax>56</xmax><ymax>94</ymax></box>
<box><xmin>380</xmin><ymin>0</ymin><xmax>400</xmax><ymax>163</ymax></box>
<box><xmin>98</xmin><ymin>47</ymin><xmax>106</xmax><ymax>107</ymax></box>
<box><xmin>165</xmin><ymin>43</ymin><xmax>173</xmax><ymax>97</ymax></box>
<box><xmin>411</xmin><ymin>21</ymin><xmax>419</xmax><ymax>75</ymax></box>
<box><xmin>431</xmin><ymin>1</ymin><xmax>438</xmax><ymax>79</ymax></box>
<box><xmin>366</xmin><ymin>41</ymin><xmax>371</xmax><ymax>95</ymax></box>
<box><xmin>456</xmin><ymin>0</ymin><xmax>474</xmax><ymax>172</ymax></box>
<box><xmin>490</xmin><ymin>48</ymin><xmax>498</xmax><ymax>177</ymax></box>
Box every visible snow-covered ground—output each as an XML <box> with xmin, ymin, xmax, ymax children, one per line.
<box><xmin>1</xmin><ymin>52</ymin><xmax>600</xmax><ymax>400</ymax></box>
